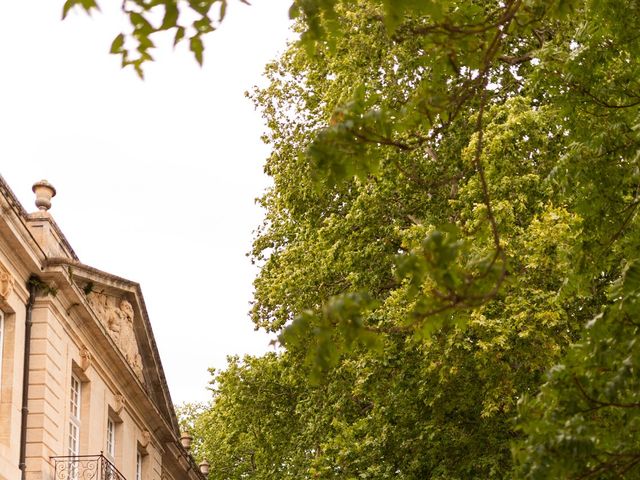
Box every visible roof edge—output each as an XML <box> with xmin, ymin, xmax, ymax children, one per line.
<box><xmin>0</xmin><ymin>174</ymin><xmax>79</xmax><ymax>261</ymax></box>
<box><xmin>0</xmin><ymin>174</ymin><xmax>28</xmax><ymax>217</ymax></box>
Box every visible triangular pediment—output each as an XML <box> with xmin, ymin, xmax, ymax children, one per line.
<box><xmin>43</xmin><ymin>257</ymin><xmax>181</xmax><ymax>435</ymax></box>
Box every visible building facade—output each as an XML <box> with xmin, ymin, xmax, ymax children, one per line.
<box><xmin>0</xmin><ymin>176</ymin><xmax>206</xmax><ymax>480</ymax></box>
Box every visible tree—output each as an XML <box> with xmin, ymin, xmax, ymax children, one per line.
<box><xmin>74</xmin><ymin>0</ymin><xmax>640</xmax><ymax>477</ymax></box>
<box><xmin>241</xmin><ymin>2</ymin><xmax>589</xmax><ymax>476</ymax></box>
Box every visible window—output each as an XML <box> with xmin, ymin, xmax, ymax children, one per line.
<box><xmin>106</xmin><ymin>418</ymin><xmax>115</xmax><ymax>458</ymax></box>
<box><xmin>68</xmin><ymin>374</ymin><xmax>82</xmax><ymax>480</ymax></box>
<box><xmin>68</xmin><ymin>375</ymin><xmax>81</xmax><ymax>457</ymax></box>
<box><xmin>136</xmin><ymin>451</ymin><xmax>142</xmax><ymax>480</ymax></box>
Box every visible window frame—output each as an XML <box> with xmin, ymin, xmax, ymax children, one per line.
<box><xmin>136</xmin><ymin>451</ymin><xmax>142</xmax><ymax>480</ymax></box>
<box><xmin>106</xmin><ymin>417</ymin><xmax>115</xmax><ymax>459</ymax></box>
<box><xmin>68</xmin><ymin>374</ymin><xmax>81</xmax><ymax>457</ymax></box>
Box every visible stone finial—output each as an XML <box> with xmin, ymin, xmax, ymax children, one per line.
<box><xmin>199</xmin><ymin>460</ymin><xmax>210</xmax><ymax>475</ymax></box>
<box><xmin>32</xmin><ymin>180</ymin><xmax>56</xmax><ymax>211</ymax></box>
<box><xmin>180</xmin><ymin>432</ymin><xmax>193</xmax><ymax>451</ymax></box>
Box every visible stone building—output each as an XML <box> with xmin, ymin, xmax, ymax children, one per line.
<box><xmin>0</xmin><ymin>176</ymin><xmax>208</xmax><ymax>480</ymax></box>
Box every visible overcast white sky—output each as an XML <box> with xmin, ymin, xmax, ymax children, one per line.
<box><xmin>0</xmin><ymin>0</ymin><xmax>294</xmax><ymax>404</ymax></box>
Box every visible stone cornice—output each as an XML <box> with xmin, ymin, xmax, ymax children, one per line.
<box><xmin>0</xmin><ymin>173</ymin><xmax>28</xmax><ymax>218</ymax></box>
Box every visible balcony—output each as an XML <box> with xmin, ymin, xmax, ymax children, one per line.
<box><xmin>51</xmin><ymin>454</ymin><xmax>127</xmax><ymax>480</ymax></box>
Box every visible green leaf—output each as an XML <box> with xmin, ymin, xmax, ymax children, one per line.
<box><xmin>219</xmin><ymin>0</ymin><xmax>227</xmax><ymax>21</ymax></box>
<box><xmin>131</xmin><ymin>13</ymin><xmax>153</xmax><ymax>36</ymax></box>
<box><xmin>109</xmin><ymin>34</ymin><xmax>125</xmax><ymax>54</ymax></box>
<box><xmin>62</xmin><ymin>0</ymin><xmax>78</xmax><ymax>19</ymax></box>
<box><xmin>161</xmin><ymin>3</ymin><xmax>179</xmax><ymax>30</ymax></box>
<box><xmin>194</xmin><ymin>16</ymin><xmax>215</xmax><ymax>34</ymax></box>
<box><xmin>288</xmin><ymin>2</ymin><xmax>300</xmax><ymax>19</ymax></box>
<box><xmin>190</xmin><ymin>36</ymin><xmax>204</xmax><ymax>65</ymax></box>
<box><xmin>79</xmin><ymin>0</ymin><xmax>99</xmax><ymax>13</ymax></box>
<box><xmin>173</xmin><ymin>26</ymin><xmax>186</xmax><ymax>47</ymax></box>
<box><xmin>133</xmin><ymin>61</ymin><xmax>144</xmax><ymax>80</ymax></box>
<box><xmin>188</xmin><ymin>0</ymin><xmax>214</xmax><ymax>16</ymax></box>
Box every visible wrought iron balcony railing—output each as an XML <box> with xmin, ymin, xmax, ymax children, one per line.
<box><xmin>51</xmin><ymin>454</ymin><xmax>127</xmax><ymax>480</ymax></box>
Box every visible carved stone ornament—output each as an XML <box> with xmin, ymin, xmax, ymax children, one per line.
<box><xmin>80</xmin><ymin>347</ymin><xmax>92</xmax><ymax>371</ymax></box>
<box><xmin>114</xmin><ymin>394</ymin><xmax>125</xmax><ymax>414</ymax></box>
<box><xmin>140</xmin><ymin>430</ymin><xmax>151</xmax><ymax>449</ymax></box>
<box><xmin>113</xmin><ymin>394</ymin><xmax>125</xmax><ymax>415</ymax></box>
<box><xmin>0</xmin><ymin>263</ymin><xmax>14</xmax><ymax>300</ymax></box>
<box><xmin>87</xmin><ymin>292</ymin><xmax>144</xmax><ymax>382</ymax></box>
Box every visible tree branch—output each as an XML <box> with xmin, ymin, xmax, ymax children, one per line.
<box><xmin>498</xmin><ymin>51</ymin><xmax>535</xmax><ymax>65</ymax></box>
<box><xmin>574</xmin><ymin>375</ymin><xmax>640</xmax><ymax>410</ymax></box>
